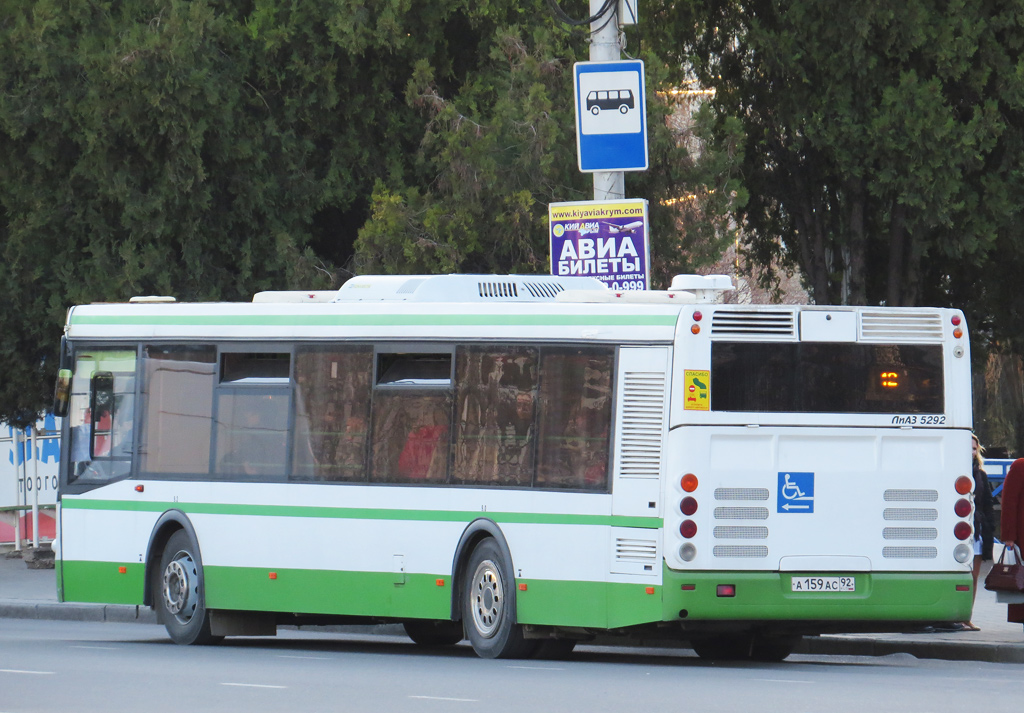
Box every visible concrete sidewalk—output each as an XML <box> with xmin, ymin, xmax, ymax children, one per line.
<box><xmin>2</xmin><ymin>552</ymin><xmax>1021</xmax><ymax>663</ymax></box>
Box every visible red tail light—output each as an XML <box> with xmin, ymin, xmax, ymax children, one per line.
<box><xmin>680</xmin><ymin>497</ymin><xmax>698</xmax><ymax>516</ymax></box>
<box><xmin>680</xmin><ymin>520</ymin><xmax>698</xmax><ymax>538</ymax></box>
<box><xmin>953</xmin><ymin>522</ymin><xmax>972</xmax><ymax>540</ymax></box>
<box><xmin>954</xmin><ymin>498</ymin><xmax>972</xmax><ymax>518</ymax></box>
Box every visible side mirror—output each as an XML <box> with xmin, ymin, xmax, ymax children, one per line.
<box><xmin>52</xmin><ymin>369</ymin><xmax>72</xmax><ymax>418</ymax></box>
<box><xmin>52</xmin><ymin>337</ymin><xmax>72</xmax><ymax>418</ymax></box>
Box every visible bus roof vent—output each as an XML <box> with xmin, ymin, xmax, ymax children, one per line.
<box><xmin>522</xmin><ymin>281</ymin><xmax>566</xmax><ymax>299</ymax></box>
<box><xmin>710</xmin><ymin>309</ymin><xmax>796</xmax><ymax>340</ymax></box>
<box><xmin>478</xmin><ymin>281</ymin><xmax>519</xmax><ymax>298</ymax></box>
<box><xmin>859</xmin><ymin>312</ymin><xmax>944</xmax><ymax>343</ymax></box>
<box><xmin>332</xmin><ymin>274</ymin><xmax>606</xmax><ymax>302</ymax></box>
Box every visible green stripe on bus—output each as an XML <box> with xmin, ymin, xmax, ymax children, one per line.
<box><xmin>61</xmin><ymin>560</ymin><xmax>144</xmax><ymax>605</ymax></box>
<box><xmin>58</xmin><ymin>559</ymin><xmax>661</xmax><ymax>628</ymax></box>
<box><xmin>61</xmin><ymin>498</ymin><xmax>661</xmax><ymax>528</ymax></box>
<box><xmin>69</xmin><ymin>314</ymin><xmax>678</xmax><ymax>328</ymax></box>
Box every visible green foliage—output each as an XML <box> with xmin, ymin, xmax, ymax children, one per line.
<box><xmin>0</xmin><ymin>0</ymin><xmax>740</xmax><ymax>424</ymax></box>
<box><xmin>665</xmin><ymin>0</ymin><xmax>1024</xmax><ymax>315</ymax></box>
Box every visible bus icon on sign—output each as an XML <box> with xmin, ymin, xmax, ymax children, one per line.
<box><xmin>586</xmin><ymin>89</ymin><xmax>634</xmax><ymax>115</ymax></box>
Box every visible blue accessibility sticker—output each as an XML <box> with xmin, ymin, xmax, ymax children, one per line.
<box><xmin>778</xmin><ymin>472</ymin><xmax>814</xmax><ymax>513</ymax></box>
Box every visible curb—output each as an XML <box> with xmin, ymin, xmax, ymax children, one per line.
<box><xmin>801</xmin><ymin>635</ymin><xmax>1024</xmax><ymax>664</ymax></box>
<box><xmin>0</xmin><ymin>602</ymin><xmax>157</xmax><ymax>625</ymax></box>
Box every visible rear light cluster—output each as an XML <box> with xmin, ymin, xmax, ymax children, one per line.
<box><xmin>953</xmin><ymin>474</ymin><xmax>974</xmax><ymax>563</ymax></box>
<box><xmin>678</xmin><ymin>473</ymin><xmax>699</xmax><ymax>562</ymax></box>
<box><xmin>951</xmin><ymin>314</ymin><xmax>966</xmax><ymax>358</ymax></box>
<box><xmin>690</xmin><ymin>311</ymin><xmax>702</xmax><ymax>335</ymax></box>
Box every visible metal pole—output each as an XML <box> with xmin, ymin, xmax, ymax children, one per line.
<box><xmin>13</xmin><ymin>429</ymin><xmax>22</xmax><ymax>551</ymax></box>
<box><xmin>590</xmin><ymin>0</ymin><xmax>625</xmax><ymax>201</ymax></box>
<box><xmin>31</xmin><ymin>424</ymin><xmax>39</xmax><ymax>549</ymax></box>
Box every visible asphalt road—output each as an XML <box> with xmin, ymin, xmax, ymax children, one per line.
<box><xmin>2</xmin><ymin>618</ymin><xmax>1023</xmax><ymax>713</ymax></box>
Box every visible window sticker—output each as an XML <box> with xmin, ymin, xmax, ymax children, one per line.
<box><xmin>683</xmin><ymin>370</ymin><xmax>710</xmax><ymax>411</ymax></box>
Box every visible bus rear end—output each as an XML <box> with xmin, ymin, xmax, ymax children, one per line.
<box><xmin>663</xmin><ymin>305</ymin><xmax>974</xmax><ymax>638</ymax></box>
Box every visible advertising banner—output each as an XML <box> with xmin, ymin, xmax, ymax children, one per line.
<box><xmin>549</xmin><ymin>199</ymin><xmax>650</xmax><ymax>291</ymax></box>
<box><xmin>1</xmin><ymin>415</ymin><xmax>61</xmax><ymax>510</ymax></box>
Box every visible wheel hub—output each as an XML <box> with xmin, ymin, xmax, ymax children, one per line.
<box><xmin>471</xmin><ymin>560</ymin><xmax>503</xmax><ymax>639</ymax></box>
<box><xmin>162</xmin><ymin>552</ymin><xmax>197</xmax><ymax>622</ymax></box>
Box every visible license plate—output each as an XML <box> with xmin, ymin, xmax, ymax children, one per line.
<box><xmin>791</xmin><ymin>576</ymin><xmax>856</xmax><ymax>592</ymax></box>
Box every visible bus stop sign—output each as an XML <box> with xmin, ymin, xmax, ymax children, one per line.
<box><xmin>573</xmin><ymin>60</ymin><xmax>648</xmax><ymax>173</ymax></box>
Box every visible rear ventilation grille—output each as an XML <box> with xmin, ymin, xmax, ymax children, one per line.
<box><xmin>615</xmin><ymin>537</ymin><xmax>659</xmax><ymax>563</ymax></box>
<box><xmin>714</xmin><ymin>507</ymin><xmax>769</xmax><ymax>520</ymax></box>
<box><xmin>860</xmin><ymin>312</ymin><xmax>944</xmax><ymax>342</ymax></box>
<box><xmin>715</xmin><ymin>488</ymin><xmax>769</xmax><ymax>501</ymax></box>
<box><xmin>883</xmin><ymin>546</ymin><xmax>937</xmax><ymax>559</ymax></box>
<box><xmin>884</xmin><ymin>489</ymin><xmax>938</xmax><ymax>502</ymax></box>
<box><xmin>883</xmin><ymin>527</ymin><xmax>938</xmax><ymax>540</ymax></box>
<box><xmin>618</xmin><ymin>372</ymin><xmax>666</xmax><ymax>479</ymax></box>
<box><xmin>884</xmin><ymin>508</ymin><xmax>938</xmax><ymax>521</ymax></box>
<box><xmin>711</xmin><ymin>310</ymin><xmax>796</xmax><ymax>340</ymax></box>
<box><xmin>713</xmin><ymin>545</ymin><xmax>769</xmax><ymax>558</ymax></box>
<box><xmin>522</xmin><ymin>282</ymin><xmax>566</xmax><ymax>299</ymax></box>
<box><xmin>478</xmin><ymin>281</ymin><xmax>518</xmax><ymax>298</ymax></box>
<box><xmin>714</xmin><ymin>526</ymin><xmax>769</xmax><ymax>539</ymax></box>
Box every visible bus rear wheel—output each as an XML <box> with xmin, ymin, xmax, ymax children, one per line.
<box><xmin>156</xmin><ymin>530</ymin><xmax>220</xmax><ymax>645</ymax></box>
<box><xmin>404</xmin><ymin>620</ymin><xmax>464</xmax><ymax>647</ymax></box>
<box><xmin>691</xmin><ymin>633</ymin><xmax>752</xmax><ymax>661</ymax></box>
<box><xmin>750</xmin><ymin>634</ymin><xmax>800</xmax><ymax>662</ymax></box>
<box><xmin>462</xmin><ymin>539</ymin><xmax>535</xmax><ymax>659</ymax></box>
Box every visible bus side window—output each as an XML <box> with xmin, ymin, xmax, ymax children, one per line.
<box><xmin>536</xmin><ymin>347</ymin><xmax>613</xmax><ymax>491</ymax></box>
<box><xmin>371</xmin><ymin>351</ymin><xmax>453</xmax><ymax>484</ymax></box>
<box><xmin>452</xmin><ymin>346</ymin><xmax>538</xmax><ymax>487</ymax></box>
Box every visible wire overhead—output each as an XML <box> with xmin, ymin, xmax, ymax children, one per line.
<box><xmin>546</xmin><ymin>0</ymin><xmax>618</xmax><ymax>30</ymax></box>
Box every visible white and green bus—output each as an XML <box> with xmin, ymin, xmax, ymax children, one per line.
<box><xmin>52</xmin><ymin>273</ymin><xmax>976</xmax><ymax>661</ymax></box>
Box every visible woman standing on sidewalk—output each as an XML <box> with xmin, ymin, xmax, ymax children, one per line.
<box><xmin>964</xmin><ymin>435</ymin><xmax>996</xmax><ymax>630</ymax></box>
<box><xmin>1000</xmin><ymin>458</ymin><xmax>1024</xmax><ymax>628</ymax></box>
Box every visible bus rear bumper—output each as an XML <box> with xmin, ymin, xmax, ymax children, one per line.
<box><xmin>663</xmin><ymin>567</ymin><xmax>973</xmax><ymax>625</ymax></box>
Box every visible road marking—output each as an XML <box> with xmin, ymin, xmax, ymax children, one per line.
<box><xmin>221</xmin><ymin>683</ymin><xmax>287</xmax><ymax>689</ymax></box>
<box><xmin>409</xmin><ymin>696</ymin><xmax>479</xmax><ymax>702</ymax></box>
<box><xmin>751</xmin><ymin>679</ymin><xmax>812</xmax><ymax>684</ymax></box>
<box><xmin>507</xmin><ymin>665</ymin><xmax>567</xmax><ymax>671</ymax></box>
<box><xmin>70</xmin><ymin>646</ymin><xmax>118</xmax><ymax>650</ymax></box>
<box><xmin>277</xmin><ymin>655</ymin><xmax>330</xmax><ymax>660</ymax></box>
<box><xmin>0</xmin><ymin>669</ymin><xmax>55</xmax><ymax>675</ymax></box>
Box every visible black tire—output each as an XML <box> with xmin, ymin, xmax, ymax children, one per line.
<box><xmin>691</xmin><ymin>633</ymin><xmax>753</xmax><ymax>661</ymax></box>
<box><xmin>462</xmin><ymin>539</ymin><xmax>535</xmax><ymax>659</ymax></box>
<box><xmin>155</xmin><ymin>529</ymin><xmax>220</xmax><ymax>645</ymax></box>
<box><xmin>533</xmin><ymin>638</ymin><xmax>576</xmax><ymax>660</ymax></box>
<box><xmin>750</xmin><ymin>634</ymin><xmax>800</xmax><ymax>662</ymax></box>
<box><xmin>404</xmin><ymin>620</ymin><xmax>464</xmax><ymax>647</ymax></box>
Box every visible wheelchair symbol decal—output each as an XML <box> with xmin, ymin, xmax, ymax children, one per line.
<box><xmin>777</xmin><ymin>472</ymin><xmax>814</xmax><ymax>513</ymax></box>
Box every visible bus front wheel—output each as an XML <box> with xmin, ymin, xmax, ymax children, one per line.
<box><xmin>462</xmin><ymin>539</ymin><xmax>535</xmax><ymax>659</ymax></box>
<box><xmin>156</xmin><ymin>529</ymin><xmax>220</xmax><ymax>645</ymax></box>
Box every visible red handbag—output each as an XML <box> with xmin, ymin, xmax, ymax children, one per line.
<box><xmin>985</xmin><ymin>545</ymin><xmax>1024</xmax><ymax>593</ymax></box>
